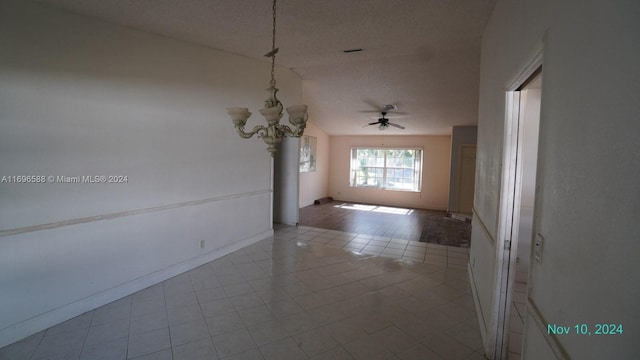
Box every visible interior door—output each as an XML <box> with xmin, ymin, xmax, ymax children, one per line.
<box><xmin>457</xmin><ymin>145</ymin><xmax>477</xmax><ymax>214</ymax></box>
<box><xmin>496</xmin><ymin>70</ymin><xmax>542</xmax><ymax>359</ymax></box>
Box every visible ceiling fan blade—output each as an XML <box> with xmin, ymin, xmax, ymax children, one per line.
<box><xmin>362</xmin><ymin>123</ymin><xmax>377</xmax><ymax>127</ymax></box>
<box><xmin>368</xmin><ymin>122</ymin><xmax>380</xmax><ymax>125</ymax></box>
<box><xmin>388</xmin><ymin>123</ymin><xmax>405</xmax><ymax>129</ymax></box>
<box><xmin>363</xmin><ymin>99</ymin><xmax>383</xmax><ymax>111</ymax></box>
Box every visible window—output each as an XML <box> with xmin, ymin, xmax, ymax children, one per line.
<box><xmin>350</xmin><ymin>148</ymin><xmax>422</xmax><ymax>192</ymax></box>
<box><xmin>299</xmin><ymin>135</ymin><xmax>317</xmax><ymax>172</ymax></box>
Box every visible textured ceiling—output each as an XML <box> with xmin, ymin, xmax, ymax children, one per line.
<box><xmin>34</xmin><ymin>0</ymin><xmax>497</xmax><ymax>135</ymax></box>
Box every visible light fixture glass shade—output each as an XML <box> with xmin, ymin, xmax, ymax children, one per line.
<box><xmin>286</xmin><ymin>105</ymin><xmax>308</xmax><ymax>126</ymax></box>
<box><xmin>259</xmin><ymin>105</ymin><xmax>283</xmax><ymax>125</ymax></box>
<box><xmin>227</xmin><ymin>107</ymin><xmax>251</xmax><ymax>127</ymax></box>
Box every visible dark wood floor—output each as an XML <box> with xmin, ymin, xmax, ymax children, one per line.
<box><xmin>299</xmin><ymin>201</ymin><xmax>471</xmax><ymax>247</ymax></box>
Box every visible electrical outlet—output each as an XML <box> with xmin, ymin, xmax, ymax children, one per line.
<box><xmin>534</xmin><ymin>234</ymin><xmax>543</xmax><ymax>262</ymax></box>
<box><xmin>200</xmin><ymin>240</ymin><xmax>205</xmax><ymax>249</ymax></box>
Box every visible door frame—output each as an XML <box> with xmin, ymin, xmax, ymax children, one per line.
<box><xmin>490</xmin><ymin>45</ymin><xmax>543</xmax><ymax>359</ymax></box>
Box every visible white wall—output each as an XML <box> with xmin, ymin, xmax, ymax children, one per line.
<box><xmin>470</xmin><ymin>0</ymin><xmax>640</xmax><ymax>358</ymax></box>
<box><xmin>0</xmin><ymin>0</ymin><xmax>302</xmax><ymax>347</ymax></box>
<box><xmin>298</xmin><ymin>121</ymin><xmax>330</xmax><ymax>207</ymax></box>
<box><xmin>328</xmin><ymin>135</ymin><xmax>451</xmax><ymax>210</ymax></box>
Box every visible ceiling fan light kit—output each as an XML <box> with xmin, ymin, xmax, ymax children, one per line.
<box><xmin>226</xmin><ymin>0</ymin><xmax>308</xmax><ymax>157</ymax></box>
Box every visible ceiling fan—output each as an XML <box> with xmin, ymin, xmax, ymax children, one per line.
<box><xmin>364</xmin><ymin>111</ymin><xmax>406</xmax><ymax>130</ymax></box>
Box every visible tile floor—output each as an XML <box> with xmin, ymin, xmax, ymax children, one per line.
<box><xmin>1</xmin><ymin>225</ymin><xmax>486</xmax><ymax>360</ymax></box>
<box><xmin>508</xmin><ymin>282</ymin><xmax>527</xmax><ymax>359</ymax></box>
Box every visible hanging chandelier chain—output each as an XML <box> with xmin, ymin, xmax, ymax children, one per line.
<box><xmin>272</xmin><ymin>0</ymin><xmax>277</xmax><ymax>52</ymax></box>
<box><xmin>269</xmin><ymin>0</ymin><xmax>277</xmax><ymax>87</ymax></box>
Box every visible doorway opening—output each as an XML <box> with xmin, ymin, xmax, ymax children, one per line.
<box><xmin>493</xmin><ymin>65</ymin><xmax>543</xmax><ymax>359</ymax></box>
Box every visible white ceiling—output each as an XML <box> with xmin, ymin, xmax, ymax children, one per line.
<box><xmin>34</xmin><ymin>0</ymin><xmax>497</xmax><ymax>136</ymax></box>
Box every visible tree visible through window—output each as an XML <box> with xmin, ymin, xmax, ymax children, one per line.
<box><xmin>350</xmin><ymin>148</ymin><xmax>422</xmax><ymax>192</ymax></box>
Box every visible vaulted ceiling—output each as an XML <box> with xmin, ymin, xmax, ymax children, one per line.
<box><xmin>34</xmin><ymin>0</ymin><xmax>497</xmax><ymax>135</ymax></box>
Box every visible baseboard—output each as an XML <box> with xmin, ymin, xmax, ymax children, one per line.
<box><xmin>313</xmin><ymin>197</ymin><xmax>333</xmax><ymax>205</ymax></box>
<box><xmin>468</xmin><ymin>262</ymin><xmax>491</xmax><ymax>357</ymax></box>
<box><xmin>526</xmin><ymin>296</ymin><xmax>570</xmax><ymax>359</ymax></box>
<box><xmin>0</xmin><ymin>229</ymin><xmax>273</xmax><ymax>348</ymax></box>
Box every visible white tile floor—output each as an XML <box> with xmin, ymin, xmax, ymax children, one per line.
<box><xmin>508</xmin><ymin>282</ymin><xmax>527</xmax><ymax>360</ymax></box>
<box><xmin>0</xmin><ymin>225</ymin><xmax>486</xmax><ymax>360</ymax></box>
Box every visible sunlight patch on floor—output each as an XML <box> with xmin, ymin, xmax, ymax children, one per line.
<box><xmin>333</xmin><ymin>203</ymin><xmax>413</xmax><ymax>215</ymax></box>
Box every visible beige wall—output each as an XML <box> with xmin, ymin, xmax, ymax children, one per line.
<box><xmin>328</xmin><ymin>135</ymin><xmax>451</xmax><ymax>210</ymax></box>
<box><xmin>298</xmin><ymin>121</ymin><xmax>330</xmax><ymax>207</ymax></box>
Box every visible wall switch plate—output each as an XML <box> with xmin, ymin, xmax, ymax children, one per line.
<box><xmin>534</xmin><ymin>234</ymin><xmax>543</xmax><ymax>262</ymax></box>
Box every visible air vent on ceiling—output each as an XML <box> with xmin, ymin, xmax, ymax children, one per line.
<box><xmin>343</xmin><ymin>48</ymin><xmax>365</xmax><ymax>53</ymax></box>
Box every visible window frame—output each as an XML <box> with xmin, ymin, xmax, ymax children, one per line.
<box><xmin>349</xmin><ymin>147</ymin><xmax>423</xmax><ymax>192</ymax></box>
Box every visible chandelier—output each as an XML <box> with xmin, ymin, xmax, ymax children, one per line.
<box><xmin>226</xmin><ymin>0</ymin><xmax>308</xmax><ymax>156</ymax></box>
